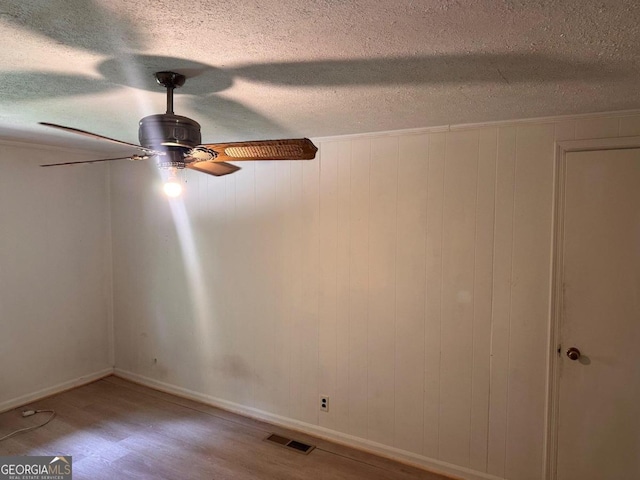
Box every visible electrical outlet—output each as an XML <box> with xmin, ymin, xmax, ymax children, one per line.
<box><xmin>320</xmin><ymin>395</ymin><xmax>329</xmax><ymax>412</ymax></box>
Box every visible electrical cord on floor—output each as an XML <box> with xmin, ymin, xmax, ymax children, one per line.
<box><xmin>0</xmin><ymin>409</ymin><xmax>56</xmax><ymax>442</ymax></box>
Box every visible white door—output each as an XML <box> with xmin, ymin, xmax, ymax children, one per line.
<box><xmin>556</xmin><ymin>148</ymin><xmax>640</xmax><ymax>480</ymax></box>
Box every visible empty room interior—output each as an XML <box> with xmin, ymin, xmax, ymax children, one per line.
<box><xmin>1</xmin><ymin>1</ymin><xmax>639</xmax><ymax>479</ymax></box>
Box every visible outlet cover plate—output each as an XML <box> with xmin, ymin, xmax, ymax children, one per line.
<box><xmin>320</xmin><ymin>395</ymin><xmax>329</xmax><ymax>412</ymax></box>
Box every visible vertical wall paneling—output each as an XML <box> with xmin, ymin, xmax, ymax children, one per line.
<box><xmin>183</xmin><ymin>173</ymin><xmax>203</xmax><ymax>390</ymax></box>
<box><xmin>201</xmin><ymin>171</ymin><xmax>225</xmax><ymax>395</ymax></box>
<box><xmin>318</xmin><ymin>142</ymin><xmax>340</xmax><ymax>430</ymax></box>
<box><xmin>505</xmin><ymin>125</ymin><xmax>555</xmax><ymax>480</ymax></box>
<box><xmin>347</xmin><ymin>138</ymin><xmax>371</xmax><ymax>439</ymax></box>
<box><xmin>423</xmin><ymin>132</ymin><xmax>446</xmax><ymax>459</ymax></box>
<box><xmin>113</xmin><ymin>163</ymin><xmax>148</xmax><ymax>372</ymax></box>
<box><xmin>234</xmin><ymin>163</ymin><xmax>258</xmax><ymax>407</ymax></box>
<box><xmin>129</xmin><ymin>164</ymin><xmax>164</xmax><ymax>378</ymax></box>
<box><xmin>487</xmin><ymin>126</ymin><xmax>517</xmax><ymax>477</ymax></box>
<box><xmin>222</xmin><ymin>173</ymin><xmax>243</xmax><ymax>404</ymax></box>
<box><xmin>229</xmin><ymin>171</ymin><xmax>253</xmax><ymax>405</ymax></box>
<box><xmin>394</xmin><ymin>133</ymin><xmax>428</xmax><ymax>454</ymax></box>
<box><xmin>209</xmin><ymin>171</ymin><xmax>227</xmax><ymax>395</ymax></box>
<box><xmin>469</xmin><ymin>128</ymin><xmax>498</xmax><ymax>472</ymax></box>
<box><xmin>290</xmin><ymin>156</ymin><xmax>320</xmax><ymax>424</ymax></box>
<box><xmin>272</xmin><ymin>161</ymin><xmax>293</xmax><ymax>416</ymax></box>
<box><xmin>286</xmin><ymin>161</ymin><xmax>304</xmax><ymax>417</ymax></box>
<box><xmin>250</xmin><ymin>162</ymin><xmax>277</xmax><ymax>412</ymax></box>
<box><xmin>334</xmin><ymin>141</ymin><xmax>353</xmax><ymax>433</ymax></box>
<box><xmin>367</xmin><ymin>136</ymin><xmax>399</xmax><ymax>444</ymax></box>
<box><xmin>224</xmin><ymin>173</ymin><xmax>239</xmax><ymax>399</ymax></box>
<box><xmin>438</xmin><ymin>130</ymin><xmax>480</xmax><ymax>467</ymax></box>
<box><xmin>110</xmin><ymin>113</ymin><xmax>636</xmax><ymax>480</ymax></box>
<box><xmin>105</xmin><ymin>165</ymin><xmax>115</xmax><ymax>368</ymax></box>
<box><xmin>288</xmin><ymin>160</ymin><xmax>304</xmax><ymax>420</ymax></box>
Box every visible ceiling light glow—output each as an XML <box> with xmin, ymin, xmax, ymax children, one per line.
<box><xmin>163</xmin><ymin>179</ymin><xmax>183</xmax><ymax>197</ymax></box>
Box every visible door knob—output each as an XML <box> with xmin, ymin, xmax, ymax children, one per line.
<box><xmin>566</xmin><ymin>347</ymin><xmax>581</xmax><ymax>361</ymax></box>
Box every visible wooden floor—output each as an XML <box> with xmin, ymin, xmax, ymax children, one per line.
<box><xmin>0</xmin><ymin>377</ymin><xmax>449</xmax><ymax>479</ymax></box>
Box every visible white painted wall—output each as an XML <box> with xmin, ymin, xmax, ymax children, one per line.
<box><xmin>110</xmin><ymin>113</ymin><xmax>640</xmax><ymax>480</ymax></box>
<box><xmin>0</xmin><ymin>143</ymin><xmax>113</xmax><ymax>411</ymax></box>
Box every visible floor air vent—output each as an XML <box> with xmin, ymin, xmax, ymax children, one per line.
<box><xmin>265</xmin><ymin>433</ymin><xmax>315</xmax><ymax>454</ymax></box>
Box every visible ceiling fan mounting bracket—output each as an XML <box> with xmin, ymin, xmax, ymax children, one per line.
<box><xmin>154</xmin><ymin>71</ymin><xmax>186</xmax><ymax>89</ymax></box>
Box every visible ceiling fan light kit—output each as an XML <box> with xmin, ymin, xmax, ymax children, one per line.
<box><xmin>39</xmin><ymin>71</ymin><xmax>318</xmax><ymax>196</ymax></box>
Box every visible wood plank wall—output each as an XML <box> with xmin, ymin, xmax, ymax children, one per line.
<box><xmin>111</xmin><ymin>114</ymin><xmax>640</xmax><ymax>480</ymax></box>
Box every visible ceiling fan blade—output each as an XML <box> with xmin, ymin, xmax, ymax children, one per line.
<box><xmin>186</xmin><ymin>161</ymin><xmax>241</xmax><ymax>177</ymax></box>
<box><xmin>39</xmin><ymin>122</ymin><xmax>159</xmax><ymax>153</ymax></box>
<box><xmin>199</xmin><ymin>139</ymin><xmax>317</xmax><ymax>162</ymax></box>
<box><xmin>41</xmin><ymin>155</ymin><xmax>150</xmax><ymax>167</ymax></box>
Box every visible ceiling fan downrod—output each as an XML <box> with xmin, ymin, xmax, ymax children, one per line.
<box><xmin>154</xmin><ymin>71</ymin><xmax>185</xmax><ymax>114</ymax></box>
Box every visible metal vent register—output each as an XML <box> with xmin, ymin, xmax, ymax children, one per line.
<box><xmin>265</xmin><ymin>433</ymin><xmax>315</xmax><ymax>455</ymax></box>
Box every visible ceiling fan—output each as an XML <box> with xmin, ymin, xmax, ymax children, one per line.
<box><xmin>40</xmin><ymin>71</ymin><xmax>318</xmax><ymax>196</ymax></box>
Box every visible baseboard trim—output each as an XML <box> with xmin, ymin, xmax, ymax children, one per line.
<box><xmin>0</xmin><ymin>367</ymin><xmax>114</xmax><ymax>413</ymax></box>
<box><xmin>113</xmin><ymin>368</ymin><xmax>503</xmax><ymax>480</ymax></box>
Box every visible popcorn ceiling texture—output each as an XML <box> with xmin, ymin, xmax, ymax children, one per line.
<box><xmin>0</xmin><ymin>0</ymin><xmax>638</xmax><ymax>149</ymax></box>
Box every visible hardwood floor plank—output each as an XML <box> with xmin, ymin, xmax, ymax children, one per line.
<box><xmin>0</xmin><ymin>376</ymin><xmax>450</xmax><ymax>480</ymax></box>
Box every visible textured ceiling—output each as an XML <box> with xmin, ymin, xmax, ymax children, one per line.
<box><xmin>1</xmin><ymin>0</ymin><xmax>639</xmax><ymax>152</ymax></box>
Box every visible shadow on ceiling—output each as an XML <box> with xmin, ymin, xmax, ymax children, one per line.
<box><xmin>1</xmin><ymin>0</ymin><xmax>144</xmax><ymax>54</ymax></box>
<box><xmin>1</xmin><ymin>51</ymin><xmax>629</xmax><ymax>141</ymax></box>
<box><xmin>4</xmin><ymin>52</ymin><xmax>627</xmax><ymax>103</ymax></box>
<box><xmin>3</xmin><ymin>0</ymin><xmax>632</xmax><ymax>140</ymax></box>
<box><xmin>230</xmin><ymin>53</ymin><xmax>626</xmax><ymax>86</ymax></box>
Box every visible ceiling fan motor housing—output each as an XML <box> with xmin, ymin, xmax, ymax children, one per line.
<box><xmin>139</xmin><ymin>113</ymin><xmax>202</xmax><ymax>168</ymax></box>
